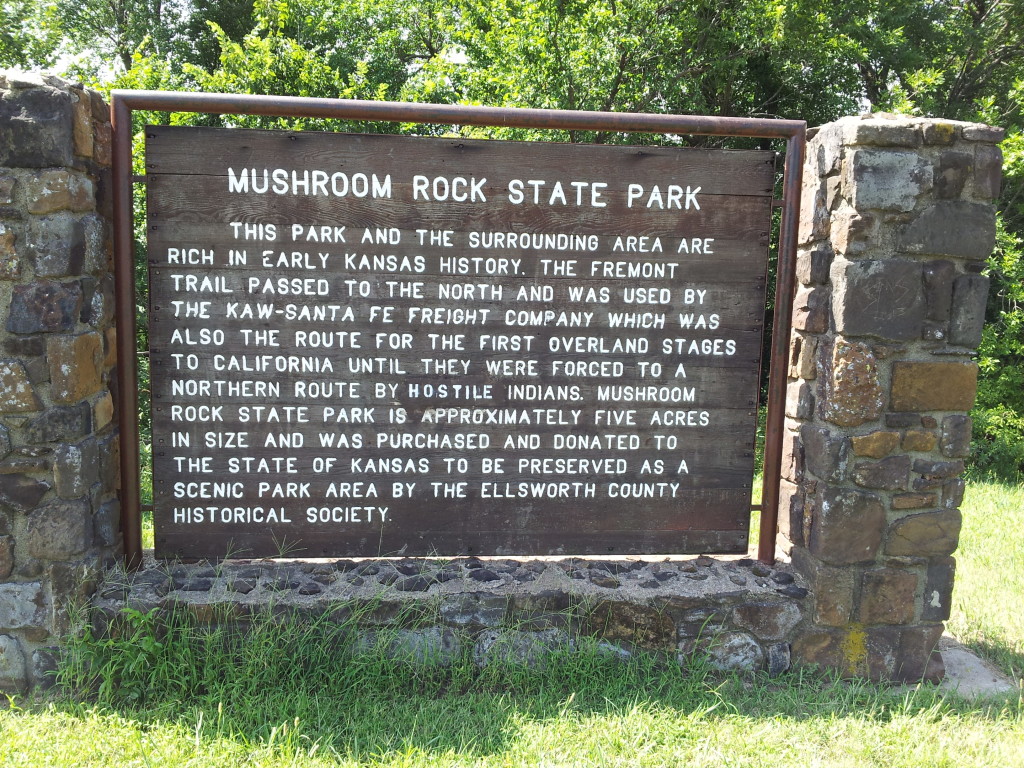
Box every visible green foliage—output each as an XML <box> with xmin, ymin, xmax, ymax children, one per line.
<box><xmin>0</xmin><ymin>0</ymin><xmax>61</xmax><ymax>68</ymax></box>
<box><xmin>5</xmin><ymin>0</ymin><xmax>1024</xmax><ymax>477</ymax></box>
<box><xmin>56</xmin><ymin>597</ymin><xmax>709</xmax><ymax>726</ymax></box>
<box><xmin>974</xmin><ymin>121</ymin><xmax>1024</xmax><ymax>479</ymax></box>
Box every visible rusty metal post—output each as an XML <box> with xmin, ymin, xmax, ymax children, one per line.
<box><xmin>111</xmin><ymin>94</ymin><xmax>143</xmax><ymax>569</ymax></box>
<box><xmin>758</xmin><ymin>131</ymin><xmax>807</xmax><ymax>563</ymax></box>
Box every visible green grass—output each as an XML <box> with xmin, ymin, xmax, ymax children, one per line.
<box><xmin>1</xmin><ymin>478</ymin><xmax>1021</xmax><ymax>767</ymax></box>
<box><xmin>948</xmin><ymin>478</ymin><xmax>1024</xmax><ymax>682</ymax></box>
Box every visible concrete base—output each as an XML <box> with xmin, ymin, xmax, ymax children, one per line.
<box><xmin>937</xmin><ymin>636</ymin><xmax>1019</xmax><ymax>700</ymax></box>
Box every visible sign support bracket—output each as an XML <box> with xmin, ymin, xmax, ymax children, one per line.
<box><xmin>111</xmin><ymin>91</ymin><xmax>804</xmax><ymax>569</ymax></box>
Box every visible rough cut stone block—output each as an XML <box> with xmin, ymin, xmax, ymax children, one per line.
<box><xmin>796</xmin><ymin>247</ymin><xmax>832</xmax><ymax>285</ymax></box>
<box><xmin>949</xmin><ymin>274</ymin><xmax>989</xmax><ymax>348</ymax></box>
<box><xmin>830</xmin><ymin>206</ymin><xmax>875</xmax><ymax>256</ymax></box>
<box><xmin>788</xmin><ymin>335</ymin><xmax>817</xmax><ymax>380</ymax></box>
<box><xmin>27</xmin><ymin>215</ymin><xmax>86</xmax><ymax>277</ymax></box>
<box><xmin>767</xmin><ymin>643</ymin><xmax>790</xmax><ymax>677</ymax></box>
<box><xmin>26</xmin><ymin>498</ymin><xmax>91</xmax><ymax>560</ymax></box>
<box><xmin>807</xmin><ymin>562</ymin><xmax>855</xmax><ymax>626</ymax></box>
<box><xmin>972</xmin><ymin>144</ymin><xmax>1002</xmax><ymax>199</ymax></box>
<box><xmin>0</xmin><ymin>360</ymin><xmax>41</xmax><ymax>412</ymax></box>
<box><xmin>833</xmin><ymin>260</ymin><xmax>924</xmax><ymax>341</ymax></box>
<box><xmin>700</xmin><ymin>631</ymin><xmax>764</xmax><ymax>672</ymax></box>
<box><xmin>103</xmin><ymin>327</ymin><xmax>117</xmax><ymax>368</ymax></box>
<box><xmin>48</xmin><ymin>333</ymin><xmax>103</xmax><ymax>404</ymax></box>
<box><xmin>900</xmin><ymin>201</ymin><xmax>996</xmax><ymax>260</ymax></box>
<box><xmin>940</xmin><ymin>415</ymin><xmax>971</xmax><ymax>458</ymax></box>
<box><xmin>70</xmin><ymin>88</ymin><xmax>94</xmax><ymax>159</ymax></box>
<box><xmin>94</xmin><ymin>498</ymin><xmax>120</xmax><ymax>547</ymax></box>
<box><xmin>922</xmin><ymin>558</ymin><xmax>956</xmax><ymax>622</ymax></box>
<box><xmin>0</xmin><ymin>634</ymin><xmax>27</xmax><ymax>693</ymax></box>
<box><xmin>777</xmin><ymin>479</ymin><xmax>805</xmax><ymax>545</ymax></box>
<box><xmin>886</xmin><ymin>509</ymin><xmax>961</xmax><ymax>557</ymax></box>
<box><xmin>799</xmin><ymin>173</ymin><xmax>830</xmax><ymax>244</ymax></box>
<box><xmin>93</xmin><ymin>120</ymin><xmax>112</xmax><ymax>167</ymax></box>
<box><xmin>961</xmin><ymin>125</ymin><xmax>1005</xmax><ymax>142</ymax></box>
<box><xmin>843</xmin><ymin>118</ymin><xmax>922</xmax><ymax>147</ymax></box>
<box><xmin>31</xmin><ymin>647</ymin><xmax>59</xmax><ymax>690</ymax></box>
<box><xmin>791</xmin><ymin>285</ymin><xmax>828</xmax><ymax>333</ymax></box>
<box><xmin>852</xmin><ymin>455</ymin><xmax>911</xmax><ymax>491</ymax></box>
<box><xmin>786</xmin><ymin>380</ymin><xmax>814</xmax><ymax>420</ymax></box>
<box><xmin>892</xmin><ymin>492</ymin><xmax>937</xmax><ymax>510</ymax></box>
<box><xmin>53</xmin><ymin>439</ymin><xmax>99</xmax><ymax>499</ymax></box>
<box><xmin>359</xmin><ymin>627</ymin><xmax>462</xmax><ymax>667</ymax></box>
<box><xmin>7</xmin><ymin>280</ymin><xmax>83</xmax><ymax>333</ymax></box>
<box><xmin>896</xmin><ymin>624</ymin><xmax>945</xmax><ymax>683</ymax></box>
<box><xmin>0</xmin><ymin>535</ymin><xmax>12</xmax><ymax>579</ymax></box>
<box><xmin>852</xmin><ymin>430</ymin><xmax>900</xmax><ymax>459</ymax></box>
<box><xmin>82</xmin><ymin>274</ymin><xmax>114</xmax><ymax>327</ymax></box>
<box><xmin>913</xmin><ymin>459</ymin><xmax>965</xmax><ymax>479</ymax></box>
<box><xmin>82</xmin><ymin>213</ymin><xmax>109</xmax><ymax>275</ymax></box>
<box><xmin>890</xmin><ymin>361</ymin><xmax>978</xmax><ymax>411</ymax></box>
<box><xmin>475</xmin><ymin>628</ymin><xmax>570</xmax><ymax>668</ymax></box>
<box><xmin>801</xmin><ymin>424</ymin><xmax>850</xmax><ymax>483</ymax></box>
<box><xmin>0</xmin><ymin>583</ymin><xmax>46</xmax><ymax>630</ymax></box>
<box><xmin>733</xmin><ymin>601</ymin><xmax>802</xmax><ymax>641</ymax></box>
<box><xmin>780</xmin><ymin>433</ymin><xmax>804</xmax><ymax>485</ymax></box>
<box><xmin>809</xmin><ymin>487</ymin><xmax>885</xmax><ymax>565</ymax></box>
<box><xmin>845</xmin><ymin>149</ymin><xmax>931</xmax><ymax>211</ymax></box>
<box><xmin>922</xmin><ymin>261</ymin><xmax>955</xmax><ymax>322</ymax></box>
<box><xmin>934</xmin><ymin>151</ymin><xmax>972</xmax><ymax>199</ymax></box>
<box><xmin>860</xmin><ymin>568</ymin><xmax>917</xmax><ymax>624</ymax></box>
<box><xmin>23</xmin><ymin>403</ymin><xmax>92</xmax><ymax>443</ymax></box>
<box><xmin>0</xmin><ymin>473</ymin><xmax>50</xmax><ymax>511</ymax></box>
<box><xmin>438</xmin><ymin>593</ymin><xmax>505</xmax><ymax>630</ymax></box>
<box><xmin>0</xmin><ymin>220</ymin><xmax>20</xmax><ymax>280</ymax></box>
<box><xmin>0</xmin><ymin>85</ymin><xmax>74</xmax><ymax>167</ymax></box>
<box><xmin>902</xmin><ymin>429</ymin><xmax>937</xmax><ymax>452</ymax></box>
<box><xmin>821</xmin><ymin>338</ymin><xmax>884</xmax><ymax>427</ymax></box>
<box><xmin>585</xmin><ymin>601</ymin><xmax>675</xmax><ymax>647</ymax></box>
<box><xmin>922</xmin><ymin>122</ymin><xmax>957</xmax><ymax>145</ymax></box>
<box><xmin>93</xmin><ymin>391</ymin><xmax>114</xmax><ymax>432</ymax></box>
<box><xmin>886</xmin><ymin>413</ymin><xmax>921</xmax><ymax>428</ymax></box>
<box><xmin>864</xmin><ymin>626</ymin><xmax>903</xmax><ymax>680</ymax></box>
<box><xmin>791</xmin><ymin>628</ymin><xmax>846</xmax><ymax>670</ymax></box>
<box><xmin>943</xmin><ymin>477</ymin><xmax>966</xmax><ymax>509</ymax></box>
<box><xmin>24</xmin><ymin>170</ymin><xmax>94</xmax><ymax>215</ymax></box>
<box><xmin>0</xmin><ymin>175</ymin><xmax>16</xmax><ymax>204</ymax></box>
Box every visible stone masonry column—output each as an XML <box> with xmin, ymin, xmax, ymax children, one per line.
<box><xmin>0</xmin><ymin>72</ymin><xmax>119</xmax><ymax>692</ymax></box>
<box><xmin>783</xmin><ymin>115</ymin><xmax>1003</xmax><ymax>681</ymax></box>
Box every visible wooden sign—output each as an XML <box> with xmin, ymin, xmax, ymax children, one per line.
<box><xmin>146</xmin><ymin>126</ymin><xmax>775</xmax><ymax>559</ymax></box>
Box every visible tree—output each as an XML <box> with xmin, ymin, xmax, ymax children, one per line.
<box><xmin>3</xmin><ymin>0</ymin><xmax>1023</xmax><ymax>476</ymax></box>
<box><xmin>0</xmin><ymin>0</ymin><xmax>60</xmax><ymax>68</ymax></box>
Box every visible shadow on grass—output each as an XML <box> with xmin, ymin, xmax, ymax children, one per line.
<box><xmin>953</xmin><ymin>635</ymin><xmax>1024</xmax><ymax>684</ymax></box>
<box><xmin>47</xmin><ymin>604</ymin><xmax>1022</xmax><ymax>764</ymax></box>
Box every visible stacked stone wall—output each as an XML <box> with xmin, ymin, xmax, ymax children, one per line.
<box><xmin>93</xmin><ymin>554</ymin><xmax>809</xmax><ymax>676</ymax></box>
<box><xmin>0</xmin><ymin>73</ymin><xmax>120</xmax><ymax>691</ymax></box>
<box><xmin>784</xmin><ymin>115</ymin><xmax>1003</xmax><ymax>681</ymax></box>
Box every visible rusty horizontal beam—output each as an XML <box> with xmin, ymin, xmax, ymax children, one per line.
<box><xmin>111</xmin><ymin>90</ymin><xmax>805</xmax><ymax>140</ymax></box>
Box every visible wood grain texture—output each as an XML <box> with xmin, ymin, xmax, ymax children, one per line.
<box><xmin>146</xmin><ymin>126</ymin><xmax>773</xmax><ymax>559</ymax></box>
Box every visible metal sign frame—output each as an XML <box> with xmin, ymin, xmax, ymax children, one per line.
<box><xmin>110</xmin><ymin>90</ymin><xmax>805</xmax><ymax>569</ymax></box>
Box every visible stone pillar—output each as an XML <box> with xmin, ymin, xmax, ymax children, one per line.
<box><xmin>784</xmin><ymin>115</ymin><xmax>1002</xmax><ymax>681</ymax></box>
<box><xmin>0</xmin><ymin>72</ymin><xmax>119</xmax><ymax>692</ymax></box>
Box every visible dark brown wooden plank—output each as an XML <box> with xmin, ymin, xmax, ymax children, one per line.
<box><xmin>146</xmin><ymin>126</ymin><xmax>773</xmax><ymax>560</ymax></box>
<box><xmin>145</xmin><ymin>125</ymin><xmax>775</xmax><ymax>197</ymax></box>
